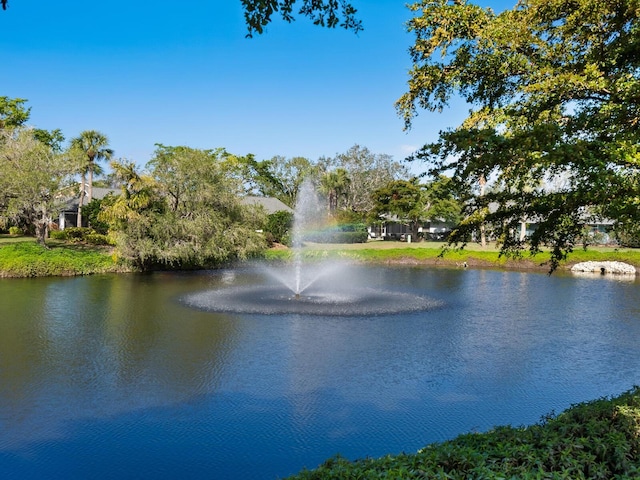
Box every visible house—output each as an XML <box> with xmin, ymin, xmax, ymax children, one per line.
<box><xmin>57</xmin><ymin>186</ymin><xmax>120</xmax><ymax>230</ymax></box>
<box><xmin>240</xmin><ymin>196</ymin><xmax>293</xmax><ymax>214</ymax></box>
<box><xmin>369</xmin><ymin>216</ymin><xmax>456</xmax><ymax>241</ymax></box>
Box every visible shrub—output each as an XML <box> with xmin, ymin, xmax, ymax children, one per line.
<box><xmin>615</xmin><ymin>224</ymin><xmax>640</xmax><ymax>248</ymax></box>
<box><xmin>289</xmin><ymin>387</ymin><xmax>640</xmax><ymax>479</ymax></box>
<box><xmin>8</xmin><ymin>226</ymin><xmax>22</xmax><ymax>235</ymax></box>
<box><xmin>50</xmin><ymin>230</ymin><xmax>68</xmax><ymax>240</ymax></box>
<box><xmin>63</xmin><ymin>227</ymin><xmax>92</xmax><ymax>241</ymax></box>
<box><xmin>265</xmin><ymin>211</ymin><xmax>294</xmax><ymax>245</ymax></box>
<box><xmin>83</xmin><ymin>197</ymin><xmax>111</xmax><ymax>234</ymax></box>
<box><xmin>50</xmin><ymin>227</ymin><xmax>111</xmax><ymax>245</ymax></box>
<box><xmin>84</xmin><ymin>233</ymin><xmax>112</xmax><ymax>246</ymax></box>
<box><xmin>304</xmin><ymin>223</ymin><xmax>368</xmax><ymax>244</ymax></box>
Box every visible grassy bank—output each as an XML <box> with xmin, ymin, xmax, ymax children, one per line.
<box><xmin>264</xmin><ymin>240</ymin><xmax>640</xmax><ymax>272</ymax></box>
<box><xmin>0</xmin><ymin>237</ymin><xmax>127</xmax><ymax>277</ymax></box>
<box><xmin>2</xmin><ymin>235</ymin><xmax>640</xmax><ymax>277</ymax></box>
<box><xmin>287</xmin><ymin>387</ymin><xmax>640</xmax><ymax>479</ymax></box>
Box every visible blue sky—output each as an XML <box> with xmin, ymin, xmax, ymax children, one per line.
<box><xmin>1</xmin><ymin>0</ymin><xmax>513</xmax><ymax>174</ymax></box>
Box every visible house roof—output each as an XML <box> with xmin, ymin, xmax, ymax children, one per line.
<box><xmin>240</xmin><ymin>196</ymin><xmax>293</xmax><ymax>214</ymax></box>
<box><xmin>59</xmin><ymin>186</ymin><xmax>120</xmax><ymax>212</ymax></box>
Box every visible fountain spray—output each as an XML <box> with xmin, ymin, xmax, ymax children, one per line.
<box><xmin>290</xmin><ymin>178</ymin><xmax>322</xmax><ymax>297</ymax></box>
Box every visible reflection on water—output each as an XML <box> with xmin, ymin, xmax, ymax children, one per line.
<box><xmin>0</xmin><ymin>266</ymin><xmax>639</xmax><ymax>479</ymax></box>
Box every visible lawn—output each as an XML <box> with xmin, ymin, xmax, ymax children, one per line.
<box><xmin>264</xmin><ymin>239</ymin><xmax>640</xmax><ymax>271</ymax></box>
<box><xmin>2</xmin><ymin>235</ymin><xmax>639</xmax><ymax>277</ymax></box>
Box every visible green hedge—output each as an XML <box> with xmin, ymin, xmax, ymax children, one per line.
<box><xmin>305</xmin><ymin>223</ymin><xmax>368</xmax><ymax>244</ymax></box>
<box><xmin>288</xmin><ymin>387</ymin><xmax>640</xmax><ymax>479</ymax></box>
<box><xmin>50</xmin><ymin>228</ymin><xmax>113</xmax><ymax>246</ymax></box>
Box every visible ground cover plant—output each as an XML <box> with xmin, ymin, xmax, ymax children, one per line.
<box><xmin>0</xmin><ymin>239</ymin><xmax>123</xmax><ymax>277</ymax></box>
<box><xmin>288</xmin><ymin>387</ymin><xmax>640</xmax><ymax>479</ymax></box>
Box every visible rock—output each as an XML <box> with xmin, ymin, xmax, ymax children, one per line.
<box><xmin>570</xmin><ymin>261</ymin><xmax>637</xmax><ymax>275</ymax></box>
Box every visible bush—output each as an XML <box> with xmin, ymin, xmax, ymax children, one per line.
<box><xmin>83</xmin><ymin>197</ymin><xmax>111</xmax><ymax>234</ymax></box>
<box><xmin>63</xmin><ymin>227</ymin><xmax>92</xmax><ymax>241</ymax></box>
<box><xmin>8</xmin><ymin>226</ymin><xmax>22</xmax><ymax>235</ymax></box>
<box><xmin>50</xmin><ymin>228</ymin><xmax>111</xmax><ymax>245</ymax></box>
<box><xmin>265</xmin><ymin>211</ymin><xmax>294</xmax><ymax>245</ymax></box>
<box><xmin>304</xmin><ymin>223</ymin><xmax>368</xmax><ymax>244</ymax></box>
<box><xmin>50</xmin><ymin>230</ymin><xmax>68</xmax><ymax>240</ymax></box>
<box><xmin>615</xmin><ymin>224</ymin><xmax>640</xmax><ymax>248</ymax></box>
<box><xmin>289</xmin><ymin>387</ymin><xmax>640</xmax><ymax>479</ymax></box>
<box><xmin>84</xmin><ymin>233</ymin><xmax>112</xmax><ymax>246</ymax></box>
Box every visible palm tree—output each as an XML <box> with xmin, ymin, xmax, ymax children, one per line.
<box><xmin>70</xmin><ymin>130</ymin><xmax>113</xmax><ymax>227</ymax></box>
<box><xmin>320</xmin><ymin>168</ymin><xmax>350</xmax><ymax>215</ymax></box>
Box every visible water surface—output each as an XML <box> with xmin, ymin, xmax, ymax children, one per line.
<box><xmin>0</xmin><ymin>266</ymin><xmax>639</xmax><ymax>479</ymax></box>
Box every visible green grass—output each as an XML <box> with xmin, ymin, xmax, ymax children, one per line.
<box><xmin>3</xmin><ymin>235</ymin><xmax>639</xmax><ymax>277</ymax></box>
<box><xmin>0</xmin><ymin>238</ymin><xmax>126</xmax><ymax>277</ymax></box>
<box><xmin>288</xmin><ymin>387</ymin><xmax>640</xmax><ymax>479</ymax></box>
<box><xmin>263</xmin><ymin>240</ymin><xmax>640</xmax><ymax>271</ymax></box>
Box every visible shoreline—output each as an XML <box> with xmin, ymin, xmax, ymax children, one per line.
<box><xmin>1</xmin><ymin>238</ymin><xmax>639</xmax><ymax>278</ymax></box>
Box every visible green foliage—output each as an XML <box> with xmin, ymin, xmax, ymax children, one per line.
<box><xmin>241</xmin><ymin>0</ymin><xmax>362</xmax><ymax>37</ymax></box>
<box><xmin>63</xmin><ymin>227</ymin><xmax>92</xmax><ymax>241</ymax></box>
<box><xmin>0</xmin><ymin>128</ymin><xmax>75</xmax><ymax>246</ymax></box>
<box><xmin>0</xmin><ymin>241</ymin><xmax>121</xmax><ymax>277</ymax></box>
<box><xmin>49</xmin><ymin>230</ymin><xmax>67</xmax><ymax>240</ymax></box>
<box><xmin>83</xmin><ymin>197</ymin><xmax>110</xmax><ymax>234</ymax></box>
<box><xmin>304</xmin><ymin>223</ymin><xmax>368</xmax><ymax>243</ymax></box>
<box><xmin>265</xmin><ymin>210</ymin><xmax>294</xmax><ymax>245</ymax></box>
<box><xmin>371</xmin><ymin>176</ymin><xmax>462</xmax><ymax>241</ymax></box>
<box><xmin>84</xmin><ymin>233</ymin><xmax>111</xmax><ymax>245</ymax></box>
<box><xmin>0</xmin><ymin>96</ymin><xmax>30</xmax><ymax>129</ymax></box>
<box><xmin>319</xmin><ymin>144</ymin><xmax>408</xmax><ymax>215</ymax></box>
<box><xmin>397</xmin><ymin>0</ymin><xmax>640</xmax><ymax>270</ymax></box>
<box><xmin>51</xmin><ymin>227</ymin><xmax>113</xmax><ymax>246</ymax></box>
<box><xmin>288</xmin><ymin>386</ymin><xmax>640</xmax><ymax>479</ymax></box>
<box><xmin>103</xmin><ymin>147</ymin><xmax>267</xmax><ymax>269</ymax></box>
<box><xmin>245</xmin><ymin>155</ymin><xmax>315</xmax><ymax>208</ymax></box>
<box><xmin>371</xmin><ymin>179</ymin><xmax>423</xmax><ymax>221</ymax></box>
<box><xmin>615</xmin><ymin>223</ymin><xmax>640</xmax><ymax>248</ymax></box>
<box><xmin>8</xmin><ymin>226</ymin><xmax>21</xmax><ymax>235</ymax></box>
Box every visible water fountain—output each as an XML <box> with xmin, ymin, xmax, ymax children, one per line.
<box><xmin>182</xmin><ymin>179</ymin><xmax>441</xmax><ymax>316</ymax></box>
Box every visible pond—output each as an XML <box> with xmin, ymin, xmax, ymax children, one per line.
<box><xmin>0</xmin><ymin>265</ymin><xmax>639</xmax><ymax>479</ymax></box>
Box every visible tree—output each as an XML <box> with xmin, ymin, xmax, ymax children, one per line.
<box><xmin>246</xmin><ymin>155</ymin><xmax>315</xmax><ymax>208</ymax></box>
<box><xmin>0</xmin><ymin>129</ymin><xmax>74</xmax><ymax>245</ymax></box>
<box><xmin>98</xmin><ymin>159</ymin><xmax>165</xmax><ymax>258</ymax></box>
<box><xmin>1</xmin><ymin>1</ymin><xmax>362</xmax><ymax>35</ymax></box>
<box><xmin>0</xmin><ymin>97</ymin><xmax>65</xmax><ymax>154</ymax></box>
<box><xmin>0</xmin><ymin>97</ymin><xmax>30</xmax><ymax>130</ymax></box>
<box><xmin>370</xmin><ymin>176</ymin><xmax>462</xmax><ymax>241</ymax></box>
<box><xmin>320</xmin><ymin>144</ymin><xmax>408</xmax><ymax>216</ymax></box>
<box><xmin>70</xmin><ymin>130</ymin><xmax>114</xmax><ymax>227</ymax></box>
<box><xmin>103</xmin><ymin>147</ymin><xmax>267</xmax><ymax>269</ymax></box>
<box><xmin>397</xmin><ymin>0</ymin><xmax>640</xmax><ymax>269</ymax></box>
<box><xmin>320</xmin><ymin>167</ymin><xmax>350</xmax><ymax>215</ymax></box>
<box><xmin>422</xmin><ymin>175</ymin><xmax>464</xmax><ymax>227</ymax></box>
<box><xmin>371</xmin><ymin>179</ymin><xmax>426</xmax><ymax>241</ymax></box>
<box><xmin>240</xmin><ymin>0</ymin><xmax>362</xmax><ymax>36</ymax></box>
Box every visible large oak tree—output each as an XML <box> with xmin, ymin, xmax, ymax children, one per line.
<box><xmin>396</xmin><ymin>0</ymin><xmax>640</xmax><ymax>268</ymax></box>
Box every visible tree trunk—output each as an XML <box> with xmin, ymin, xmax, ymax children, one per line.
<box><xmin>88</xmin><ymin>165</ymin><xmax>93</xmax><ymax>202</ymax></box>
<box><xmin>479</xmin><ymin>174</ymin><xmax>487</xmax><ymax>248</ymax></box>
<box><xmin>35</xmin><ymin>213</ymin><xmax>48</xmax><ymax>248</ymax></box>
<box><xmin>411</xmin><ymin>220</ymin><xmax>420</xmax><ymax>242</ymax></box>
<box><xmin>77</xmin><ymin>174</ymin><xmax>86</xmax><ymax>227</ymax></box>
